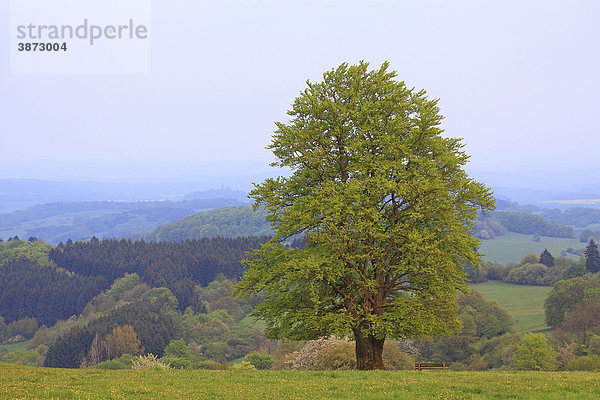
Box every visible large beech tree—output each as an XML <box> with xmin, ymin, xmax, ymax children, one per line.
<box><xmin>234</xmin><ymin>61</ymin><xmax>494</xmax><ymax>370</ymax></box>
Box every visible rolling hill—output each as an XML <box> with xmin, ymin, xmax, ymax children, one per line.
<box><xmin>142</xmin><ymin>206</ymin><xmax>272</xmax><ymax>241</ymax></box>
<box><xmin>0</xmin><ymin>198</ymin><xmax>247</xmax><ymax>244</ymax></box>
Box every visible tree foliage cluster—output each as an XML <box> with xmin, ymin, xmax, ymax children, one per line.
<box><xmin>142</xmin><ymin>206</ymin><xmax>272</xmax><ymax>242</ymax></box>
<box><xmin>0</xmin><ymin>274</ymin><xmax>267</xmax><ymax>369</ymax></box>
<box><xmin>416</xmin><ymin>290</ymin><xmax>515</xmax><ymax>370</ymax></box>
<box><xmin>0</xmin><ymin>316</ymin><xmax>39</xmax><ymax>344</ymax></box>
<box><xmin>579</xmin><ymin>229</ymin><xmax>599</xmax><ymax>243</ymax></box>
<box><xmin>83</xmin><ymin>325</ymin><xmax>144</xmax><ymax>367</ymax></box>
<box><xmin>584</xmin><ymin>239</ymin><xmax>600</xmax><ymax>273</ymax></box>
<box><xmin>49</xmin><ymin>236</ymin><xmax>269</xmax><ymax>310</ymax></box>
<box><xmin>540</xmin><ymin>274</ymin><xmax>600</xmax><ymax>370</ymax></box>
<box><xmin>467</xmin><ymin>250</ymin><xmax>585</xmax><ymax>287</ymax></box>
<box><xmin>494</xmin><ymin>212</ymin><xmax>573</xmax><ymax>238</ymax></box>
<box><xmin>0</xmin><ymin>258</ymin><xmax>108</xmax><ymax>326</ymax></box>
<box><xmin>513</xmin><ymin>333</ymin><xmax>556</xmax><ymax>371</ymax></box>
<box><xmin>540</xmin><ymin>207</ymin><xmax>600</xmax><ymax>229</ymax></box>
<box><xmin>243</xmin><ymin>351</ymin><xmax>274</xmax><ymax>370</ymax></box>
<box><xmin>473</xmin><ymin>214</ymin><xmax>507</xmax><ymax>240</ymax></box>
<box><xmin>0</xmin><ymin>345</ymin><xmax>48</xmax><ymax>367</ymax></box>
<box><xmin>544</xmin><ymin>276</ymin><xmax>600</xmax><ymax>328</ymax></box>
<box><xmin>178</xmin><ymin>278</ymin><xmax>266</xmax><ymax>364</ymax></box>
<box><xmin>43</xmin><ymin>290</ymin><xmax>180</xmax><ymax>368</ymax></box>
<box><xmin>0</xmin><ymin>238</ymin><xmax>55</xmax><ymax>267</ymax></box>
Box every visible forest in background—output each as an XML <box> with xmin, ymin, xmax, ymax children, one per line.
<box><xmin>1</xmin><ymin>236</ymin><xmax>600</xmax><ymax>372</ymax></box>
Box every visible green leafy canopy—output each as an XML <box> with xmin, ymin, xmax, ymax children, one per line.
<box><xmin>234</xmin><ymin>61</ymin><xmax>494</xmax><ymax>344</ymax></box>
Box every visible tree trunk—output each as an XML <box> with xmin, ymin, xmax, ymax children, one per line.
<box><xmin>354</xmin><ymin>330</ymin><xmax>386</xmax><ymax>370</ymax></box>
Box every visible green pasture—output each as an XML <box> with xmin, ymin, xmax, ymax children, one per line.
<box><xmin>470</xmin><ymin>281</ymin><xmax>552</xmax><ymax>333</ymax></box>
<box><xmin>478</xmin><ymin>232</ymin><xmax>582</xmax><ymax>264</ymax></box>
<box><xmin>1</xmin><ymin>363</ymin><xmax>599</xmax><ymax>400</ymax></box>
<box><xmin>0</xmin><ymin>340</ymin><xmax>29</xmax><ymax>353</ymax></box>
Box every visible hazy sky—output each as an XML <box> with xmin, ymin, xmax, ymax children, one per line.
<box><xmin>1</xmin><ymin>0</ymin><xmax>599</xmax><ymax>180</ymax></box>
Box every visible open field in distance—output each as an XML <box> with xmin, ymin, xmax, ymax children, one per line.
<box><xmin>478</xmin><ymin>232</ymin><xmax>582</xmax><ymax>264</ymax></box>
<box><xmin>470</xmin><ymin>281</ymin><xmax>552</xmax><ymax>333</ymax></box>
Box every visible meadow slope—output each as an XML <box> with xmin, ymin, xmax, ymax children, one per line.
<box><xmin>478</xmin><ymin>232</ymin><xmax>582</xmax><ymax>264</ymax></box>
<box><xmin>470</xmin><ymin>281</ymin><xmax>552</xmax><ymax>333</ymax></box>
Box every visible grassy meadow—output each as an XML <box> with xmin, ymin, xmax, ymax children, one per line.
<box><xmin>0</xmin><ymin>340</ymin><xmax>30</xmax><ymax>354</ymax></box>
<box><xmin>470</xmin><ymin>281</ymin><xmax>552</xmax><ymax>333</ymax></box>
<box><xmin>478</xmin><ymin>232</ymin><xmax>582</xmax><ymax>264</ymax></box>
<box><xmin>1</xmin><ymin>363</ymin><xmax>600</xmax><ymax>400</ymax></box>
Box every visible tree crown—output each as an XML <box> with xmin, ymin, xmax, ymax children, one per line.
<box><xmin>235</xmin><ymin>61</ymin><xmax>494</xmax><ymax>345</ymax></box>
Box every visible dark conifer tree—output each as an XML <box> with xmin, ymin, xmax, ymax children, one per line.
<box><xmin>585</xmin><ymin>239</ymin><xmax>600</xmax><ymax>274</ymax></box>
<box><xmin>539</xmin><ymin>249</ymin><xmax>555</xmax><ymax>267</ymax></box>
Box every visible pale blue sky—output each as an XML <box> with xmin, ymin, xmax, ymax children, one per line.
<box><xmin>1</xmin><ymin>0</ymin><xmax>599</xmax><ymax>181</ymax></box>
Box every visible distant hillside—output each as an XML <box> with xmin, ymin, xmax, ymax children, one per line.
<box><xmin>142</xmin><ymin>206</ymin><xmax>272</xmax><ymax>242</ymax></box>
<box><xmin>475</xmin><ymin>210</ymin><xmax>574</xmax><ymax>240</ymax></box>
<box><xmin>0</xmin><ymin>198</ymin><xmax>246</xmax><ymax>244</ymax></box>
<box><xmin>495</xmin><ymin>199</ymin><xmax>600</xmax><ymax>229</ymax></box>
<box><xmin>493</xmin><ymin>211</ymin><xmax>573</xmax><ymax>238</ymax></box>
<box><xmin>148</xmin><ymin>203</ymin><xmax>575</xmax><ymax>244</ymax></box>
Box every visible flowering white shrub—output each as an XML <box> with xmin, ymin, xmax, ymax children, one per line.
<box><xmin>131</xmin><ymin>353</ymin><xmax>171</xmax><ymax>370</ymax></box>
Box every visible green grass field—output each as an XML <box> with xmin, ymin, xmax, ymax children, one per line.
<box><xmin>478</xmin><ymin>232</ymin><xmax>582</xmax><ymax>264</ymax></box>
<box><xmin>0</xmin><ymin>340</ymin><xmax>29</xmax><ymax>353</ymax></box>
<box><xmin>470</xmin><ymin>281</ymin><xmax>552</xmax><ymax>333</ymax></box>
<box><xmin>1</xmin><ymin>363</ymin><xmax>598</xmax><ymax>399</ymax></box>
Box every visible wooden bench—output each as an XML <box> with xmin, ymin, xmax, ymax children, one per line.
<box><xmin>414</xmin><ymin>362</ymin><xmax>450</xmax><ymax>371</ymax></box>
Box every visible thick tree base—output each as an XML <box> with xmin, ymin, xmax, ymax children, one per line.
<box><xmin>354</xmin><ymin>332</ymin><xmax>386</xmax><ymax>370</ymax></box>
